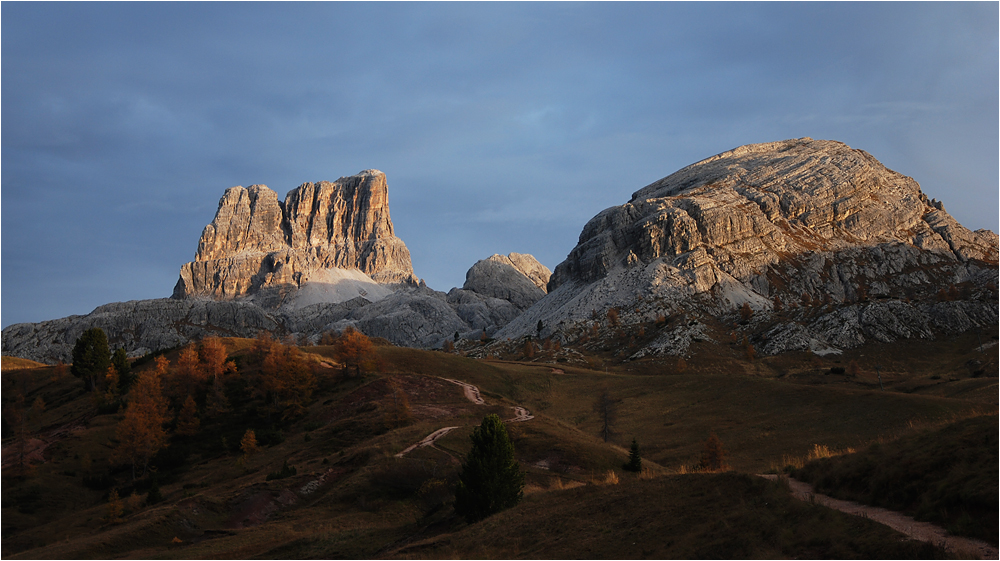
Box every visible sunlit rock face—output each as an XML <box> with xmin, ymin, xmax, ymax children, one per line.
<box><xmin>173</xmin><ymin>170</ymin><xmax>418</xmax><ymax>301</ymax></box>
<box><xmin>461</xmin><ymin>253</ymin><xmax>552</xmax><ymax>310</ymax></box>
<box><xmin>499</xmin><ymin>138</ymin><xmax>998</xmax><ymax>356</ymax></box>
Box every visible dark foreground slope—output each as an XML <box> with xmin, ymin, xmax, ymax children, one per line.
<box><xmin>2</xmin><ymin>337</ymin><xmax>993</xmax><ymax>559</ymax></box>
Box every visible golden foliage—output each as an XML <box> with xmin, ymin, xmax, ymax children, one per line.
<box><xmin>175</xmin><ymin>395</ymin><xmax>200</xmax><ymax>436</ymax></box>
<box><xmin>332</xmin><ymin>326</ymin><xmax>377</xmax><ymax>377</ymax></box>
<box><xmin>111</xmin><ymin>359</ymin><xmax>169</xmax><ymax>480</ymax></box>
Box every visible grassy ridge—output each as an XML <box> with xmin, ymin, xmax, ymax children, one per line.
<box><xmin>793</xmin><ymin>414</ymin><xmax>998</xmax><ymax>545</ymax></box>
<box><xmin>2</xmin><ymin>336</ymin><xmax>994</xmax><ymax>559</ymax></box>
<box><xmin>390</xmin><ymin>473</ymin><xmax>951</xmax><ymax>559</ymax></box>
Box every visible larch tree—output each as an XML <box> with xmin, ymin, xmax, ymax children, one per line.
<box><xmin>175</xmin><ymin>395</ymin><xmax>201</xmax><ymax>436</ymax></box>
<box><xmin>593</xmin><ymin>390</ymin><xmax>618</xmax><ymax>443</ymax></box>
<box><xmin>111</xmin><ymin>356</ymin><xmax>170</xmax><ymax>480</ymax></box>
<box><xmin>333</xmin><ymin>326</ymin><xmax>376</xmax><ymax>377</ymax></box>
<box><xmin>700</xmin><ymin>433</ymin><xmax>727</xmax><ymax>471</ymax></box>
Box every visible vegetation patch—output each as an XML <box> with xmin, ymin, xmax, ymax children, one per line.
<box><xmin>793</xmin><ymin>414</ymin><xmax>998</xmax><ymax>544</ymax></box>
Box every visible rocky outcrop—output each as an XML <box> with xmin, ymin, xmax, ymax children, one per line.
<box><xmin>499</xmin><ymin>138</ymin><xmax>998</xmax><ymax>355</ymax></box>
<box><xmin>461</xmin><ymin>253</ymin><xmax>551</xmax><ymax>310</ymax></box>
<box><xmin>173</xmin><ymin>170</ymin><xmax>418</xmax><ymax>301</ymax></box>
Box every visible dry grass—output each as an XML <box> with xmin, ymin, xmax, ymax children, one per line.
<box><xmin>1</xmin><ymin>356</ymin><xmax>49</xmax><ymax>371</ymax></box>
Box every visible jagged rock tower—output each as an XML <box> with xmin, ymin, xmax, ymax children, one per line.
<box><xmin>173</xmin><ymin>170</ymin><xmax>418</xmax><ymax>301</ymax></box>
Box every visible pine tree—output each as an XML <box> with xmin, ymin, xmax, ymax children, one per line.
<box><xmin>454</xmin><ymin>414</ymin><xmax>524</xmax><ymax>523</ymax></box>
<box><xmin>624</xmin><ymin>438</ymin><xmax>642</xmax><ymax>472</ymax></box>
<box><xmin>112</xmin><ymin>347</ymin><xmax>135</xmax><ymax>392</ymax></box>
<box><xmin>72</xmin><ymin>328</ymin><xmax>112</xmax><ymax>392</ymax></box>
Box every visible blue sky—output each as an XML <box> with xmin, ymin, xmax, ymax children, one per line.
<box><xmin>2</xmin><ymin>2</ymin><xmax>997</xmax><ymax>327</ymax></box>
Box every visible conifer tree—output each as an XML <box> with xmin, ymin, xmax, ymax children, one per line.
<box><xmin>72</xmin><ymin>328</ymin><xmax>112</xmax><ymax>392</ymax></box>
<box><xmin>700</xmin><ymin>433</ymin><xmax>727</xmax><ymax>471</ymax></box>
<box><xmin>454</xmin><ymin>414</ymin><xmax>524</xmax><ymax>523</ymax></box>
<box><xmin>624</xmin><ymin>437</ymin><xmax>642</xmax><ymax>472</ymax></box>
<box><xmin>112</xmin><ymin>347</ymin><xmax>134</xmax><ymax>392</ymax></box>
<box><xmin>175</xmin><ymin>395</ymin><xmax>200</xmax><ymax>436</ymax></box>
<box><xmin>111</xmin><ymin>358</ymin><xmax>169</xmax><ymax>480</ymax></box>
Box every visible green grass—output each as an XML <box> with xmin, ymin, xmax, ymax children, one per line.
<box><xmin>792</xmin><ymin>413</ymin><xmax>998</xmax><ymax>545</ymax></box>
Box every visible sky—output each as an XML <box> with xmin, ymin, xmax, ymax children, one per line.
<box><xmin>2</xmin><ymin>2</ymin><xmax>997</xmax><ymax>328</ymax></box>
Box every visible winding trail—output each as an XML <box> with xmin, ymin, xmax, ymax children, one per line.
<box><xmin>394</xmin><ymin>426</ymin><xmax>460</xmax><ymax>458</ymax></box>
<box><xmin>760</xmin><ymin>475</ymin><xmax>998</xmax><ymax>559</ymax></box>
<box><xmin>395</xmin><ymin>378</ymin><xmax>532</xmax><ymax>458</ymax></box>
<box><xmin>442</xmin><ymin>378</ymin><xmax>485</xmax><ymax>405</ymax></box>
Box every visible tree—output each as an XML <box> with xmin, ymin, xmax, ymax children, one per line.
<box><xmin>606</xmin><ymin>308</ymin><xmax>620</xmax><ymax>327</ymax></box>
<box><xmin>454</xmin><ymin>414</ymin><xmax>524</xmax><ymax>523</ymax></box>
<box><xmin>112</xmin><ymin>348</ymin><xmax>134</xmax><ymax>393</ymax></box>
<box><xmin>72</xmin><ymin>328</ymin><xmax>112</xmax><ymax>392</ymax></box>
<box><xmin>239</xmin><ymin>429</ymin><xmax>259</xmax><ymax>466</ymax></box>
<box><xmin>773</xmin><ymin>295</ymin><xmax>783</xmax><ymax>313</ymax></box>
<box><xmin>260</xmin><ymin>343</ymin><xmax>316</xmax><ymax>420</ymax></box>
<box><xmin>333</xmin><ymin>326</ymin><xmax>376</xmax><ymax>377</ymax></box>
<box><xmin>624</xmin><ymin>438</ymin><xmax>642</xmax><ymax>472</ymax></box>
<box><xmin>199</xmin><ymin>337</ymin><xmax>236</xmax><ymax>381</ymax></box>
<box><xmin>536</xmin><ymin>320</ymin><xmax>544</xmax><ymax>337</ymax></box>
<box><xmin>700</xmin><ymin>433</ymin><xmax>727</xmax><ymax>471</ymax></box>
<box><xmin>110</xmin><ymin>358</ymin><xmax>169</xmax><ymax>480</ymax></box>
<box><xmin>739</xmin><ymin>302</ymin><xmax>753</xmax><ymax>322</ymax></box>
<box><xmin>593</xmin><ymin>390</ymin><xmax>618</xmax><ymax>443</ymax></box>
<box><xmin>170</xmin><ymin>345</ymin><xmax>202</xmax><ymax>400</ymax></box>
<box><xmin>384</xmin><ymin>377</ymin><xmax>412</xmax><ymax>429</ymax></box>
<box><xmin>175</xmin><ymin>395</ymin><xmax>200</xmax><ymax>436</ymax></box>
<box><xmin>106</xmin><ymin>489</ymin><xmax>124</xmax><ymax>523</ymax></box>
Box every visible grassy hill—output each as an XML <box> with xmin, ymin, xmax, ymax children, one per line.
<box><xmin>2</xmin><ymin>332</ymin><xmax>995</xmax><ymax>558</ymax></box>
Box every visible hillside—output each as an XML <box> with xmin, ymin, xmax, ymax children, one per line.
<box><xmin>2</xmin><ymin>331</ymin><xmax>995</xmax><ymax>558</ymax></box>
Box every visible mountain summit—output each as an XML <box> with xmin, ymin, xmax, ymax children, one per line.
<box><xmin>173</xmin><ymin>170</ymin><xmax>418</xmax><ymax>301</ymax></box>
<box><xmin>499</xmin><ymin>138</ymin><xmax>997</xmax><ymax>356</ymax></box>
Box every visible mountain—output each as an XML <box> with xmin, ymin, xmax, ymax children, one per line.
<box><xmin>173</xmin><ymin>170</ymin><xmax>418</xmax><ymax>302</ymax></box>
<box><xmin>496</xmin><ymin>138</ymin><xmax>998</xmax><ymax>357</ymax></box>
<box><xmin>1</xmin><ymin>172</ymin><xmax>546</xmax><ymax>362</ymax></box>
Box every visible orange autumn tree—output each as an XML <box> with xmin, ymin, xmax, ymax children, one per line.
<box><xmin>111</xmin><ymin>356</ymin><xmax>170</xmax><ymax>480</ymax></box>
<box><xmin>259</xmin><ymin>342</ymin><xmax>316</xmax><ymax>420</ymax></box>
<box><xmin>199</xmin><ymin>337</ymin><xmax>237</xmax><ymax>380</ymax></box>
<box><xmin>332</xmin><ymin>326</ymin><xmax>376</xmax><ymax>377</ymax></box>
<box><xmin>175</xmin><ymin>395</ymin><xmax>201</xmax><ymax>436</ymax></box>
<box><xmin>170</xmin><ymin>345</ymin><xmax>202</xmax><ymax>401</ymax></box>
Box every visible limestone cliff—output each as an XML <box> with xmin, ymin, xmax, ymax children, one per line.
<box><xmin>173</xmin><ymin>170</ymin><xmax>418</xmax><ymax>300</ymax></box>
<box><xmin>498</xmin><ymin>138</ymin><xmax>998</xmax><ymax>355</ymax></box>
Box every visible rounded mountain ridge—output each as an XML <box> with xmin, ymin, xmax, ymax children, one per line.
<box><xmin>550</xmin><ymin>137</ymin><xmax>997</xmax><ymax>291</ymax></box>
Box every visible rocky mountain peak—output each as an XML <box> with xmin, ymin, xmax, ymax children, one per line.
<box><xmin>500</xmin><ymin>138</ymin><xmax>997</xmax><ymax>356</ymax></box>
<box><xmin>462</xmin><ymin>253</ymin><xmax>552</xmax><ymax>310</ymax></box>
<box><xmin>550</xmin><ymin>138</ymin><xmax>997</xmax><ymax>292</ymax></box>
<box><xmin>174</xmin><ymin>170</ymin><xmax>417</xmax><ymax>300</ymax></box>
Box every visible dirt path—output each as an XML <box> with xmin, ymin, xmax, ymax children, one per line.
<box><xmin>760</xmin><ymin>475</ymin><xmax>998</xmax><ymax>559</ymax></box>
<box><xmin>507</xmin><ymin>406</ymin><xmax>533</xmax><ymax>422</ymax></box>
<box><xmin>395</xmin><ymin>426</ymin><xmax>460</xmax><ymax>458</ymax></box>
<box><xmin>442</xmin><ymin>378</ymin><xmax>485</xmax><ymax>405</ymax></box>
<box><xmin>396</xmin><ymin>379</ymin><xmax>534</xmax><ymax>458</ymax></box>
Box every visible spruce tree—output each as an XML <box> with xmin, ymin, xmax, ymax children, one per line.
<box><xmin>624</xmin><ymin>437</ymin><xmax>642</xmax><ymax>472</ymax></box>
<box><xmin>454</xmin><ymin>414</ymin><xmax>524</xmax><ymax>523</ymax></box>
